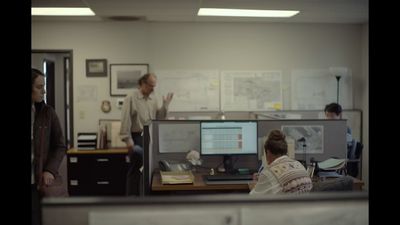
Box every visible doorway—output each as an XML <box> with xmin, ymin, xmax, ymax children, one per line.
<box><xmin>32</xmin><ymin>50</ymin><xmax>74</xmax><ymax>148</ymax></box>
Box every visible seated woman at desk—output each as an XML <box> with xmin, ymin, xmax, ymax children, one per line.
<box><xmin>250</xmin><ymin>130</ymin><xmax>312</xmax><ymax>195</ymax></box>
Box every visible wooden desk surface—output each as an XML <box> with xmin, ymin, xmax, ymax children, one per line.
<box><xmin>152</xmin><ymin>172</ymin><xmax>251</xmax><ymax>192</ymax></box>
<box><xmin>67</xmin><ymin>148</ymin><xmax>128</xmax><ymax>154</ymax></box>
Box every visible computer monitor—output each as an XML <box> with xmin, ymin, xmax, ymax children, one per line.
<box><xmin>200</xmin><ymin>121</ymin><xmax>258</xmax><ymax>174</ymax></box>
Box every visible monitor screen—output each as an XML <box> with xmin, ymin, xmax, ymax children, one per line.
<box><xmin>200</xmin><ymin>121</ymin><xmax>258</xmax><ymax>155</ymax></box>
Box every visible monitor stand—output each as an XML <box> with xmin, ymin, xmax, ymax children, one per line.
<box><xmin>223</xmin><ymin>155</ymin><xmax>235</xmax><ymax>174</ymax></box>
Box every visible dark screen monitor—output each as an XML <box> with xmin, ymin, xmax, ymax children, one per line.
<box><xmin>200</xmin><ymin>121</ymin><xmax>258</xmax><ymax>174</ymax></box>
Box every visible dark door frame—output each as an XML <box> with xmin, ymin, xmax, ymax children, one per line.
<box><xmin>32</xmin><ymin>49</ymin><xmax>74</xmax><ymax>148</ymax></box>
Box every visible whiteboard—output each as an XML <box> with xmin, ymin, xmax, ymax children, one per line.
<box><xmin>156</xmin><ymin>70</ymin><xmax>220</xmax><ymax>112</ymax></box>
<box><xmin>158</xmin><ymin>123</ymin><xmax>200</xmax><ymax>153</ymax></box>
<box><xmin>221</xmin><ymin>71</ymin><xmax>282</xmax><ymax>111</ymax></box>
<box><xmin>291</xmin><ymin>69</ymin><xmax>353</xmax><ymax>110</ymax></box>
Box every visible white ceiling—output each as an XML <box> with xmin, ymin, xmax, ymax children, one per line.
<box><xmin>32</xmin><ymin>0</ymin><xmax>369</xmax><ymax>24</ymax></box>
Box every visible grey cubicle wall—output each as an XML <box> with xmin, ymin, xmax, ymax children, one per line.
<box><xmin>42</xmin><ymin>192</ymin><xmax>368</xmax><ymax>225</ymax></box>
<box><xmin>255</xmin><ymin>109</ymin><xmax>362</xmax><ymax>143</ymax></box>
<box><xmin>145</xmin><ymin>120</ymin><xmax>260</xmax><ymax>194</ymax></box>
<box><xmin>258</xmin><ymin>119</ymin><xmax>347</xmax><ymax>163</ymax></box>
<box><xmin>168</xmin><ymin>109</ymin><xmax>362</xmax><ymax>143</ymax></box>
<box><xmin>144</xmin><ymin>119</ymin><xmax>347</xmax><ymax>195</ymax></box>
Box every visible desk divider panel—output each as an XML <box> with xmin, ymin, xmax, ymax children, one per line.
<box><xmin>144</xmin><ymin>119</ymin><xmax>347</xmax><ymax>195</ymax></box>
<box><xmin>257</xmin><ymin>119</ymin><xmax>347</xmax><ymax>163</ymax></box>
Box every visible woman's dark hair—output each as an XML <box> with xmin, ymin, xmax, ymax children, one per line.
<box><xmin>264</xmin><ymin>130</ymin><xmax>288</xmax><ymax>155</ymax></box>
<box><xmin>32</xmin><ymin>68</ymin><xmax>44</xmax><ymax>85</ymax></box>
<box><xmin>324</xmin><ymin>102</ymin><xmax>342</xmax><ymax>116</ymax></box>
<box><xmin>138</xmin><ymin>73</ymin><xmax>156</xmax><ymax>86</ymax></box>
<box><xmin>32</xmin><ymin>68</ymin><xmax>46</xmax><ymax>109</ymax></box>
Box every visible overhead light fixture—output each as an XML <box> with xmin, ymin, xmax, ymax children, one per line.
<box><xmin>198</xmin><ymin>8</ymin><xmax>299</xmax><ymax>18</ymax></box>
<box><xmin>31</xmin><ymin>7</ymin><xmax>95</xmax><ymax>16</ymax></box>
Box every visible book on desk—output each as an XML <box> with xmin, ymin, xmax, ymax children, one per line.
<box><xmin>160</xmin><ymin>171</ymin><xmax>194</xmax><ymax>184</ymax></box>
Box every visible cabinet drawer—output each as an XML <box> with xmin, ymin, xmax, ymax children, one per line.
<box><xmin>67</xmin><ymin>152</ymin><xmax>130</xmax><ymax>196</ymax></box>
<box><xmin>67</xmin><ymin>154</ymin><xmax>93</xmax><ymax>177</ymax></box>
<box><xmin>90</xmin><ymin>155</ymin><xmax>129</xmax><ymax>179</ymax></box>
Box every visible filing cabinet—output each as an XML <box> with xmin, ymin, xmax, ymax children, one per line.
<box><xmin>67</xmin><ymin>148</ymin><xmax>130</xmax><ymax>196</ymax></box>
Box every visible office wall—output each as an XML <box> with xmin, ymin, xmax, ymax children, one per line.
<box><xmin>31</xmin><ymin>21</ymin><xmax>366</xmax><ymax>173</ymax></box>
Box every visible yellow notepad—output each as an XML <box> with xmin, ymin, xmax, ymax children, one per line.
<box><xmin>160</xmin><ymin>171</ymin><xmax>194</xmax><ymax>184</ymax></box>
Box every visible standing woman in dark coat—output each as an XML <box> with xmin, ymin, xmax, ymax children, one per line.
<box><xmin>31</xmin><ymin>68</ymin><xmax>67</xmax><ymax>224</ymax></box>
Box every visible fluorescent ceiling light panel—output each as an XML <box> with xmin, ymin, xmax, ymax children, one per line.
<box><xmin>32</xmin><ymin>7</ymin><xmax>95</xmax><ymax>16</ymax></box>
<box><xmin>198</xmin><ymin>8</ymin><xmax>299</xmax><ymax>18</ymax></box>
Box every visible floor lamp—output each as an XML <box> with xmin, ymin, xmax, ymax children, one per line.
<box><xmin>335</xmin><ymin>75</ymin><xmax>341</xmax><ymax>104</ymax></box>
<box><xmin>330</xmin><ymin>67</ymin><xmax>347</xmax><ymax>104</ymax></box>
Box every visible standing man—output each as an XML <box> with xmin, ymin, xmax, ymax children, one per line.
<box><xmin>120</xmin><ymin>73</ymin><xmax>173</xmax><ymax>195</ymax></box>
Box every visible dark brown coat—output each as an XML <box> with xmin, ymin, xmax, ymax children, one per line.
<box><xmin>33</xmin><ymin>102</ymin><xmax>67</xmax><ymax>197</ymax></box>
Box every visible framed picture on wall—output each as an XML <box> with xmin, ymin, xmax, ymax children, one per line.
<box><xmin>86</xmin><ymin>59</ymin><xmax>108</xmax><ymax>77</ymax></box>
<box><xmin>110</xmin><ymin>64</ymin><xmax>149</xmax><ymax>96</ymax></box>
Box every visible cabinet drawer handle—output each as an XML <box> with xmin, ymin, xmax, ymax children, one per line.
<box><xmin>69</xmin><ymin>157</ymin><xmax>78</xmax><ymax>163</ymax></box>
<box><xmin>96</xmin><ymin>158</ymin><xmax>109</xmax><ymax>162</ymax></box>
<box><xmin>97</xmin><ymin>181</ymin><xmax>110</xmax><ymax>185</ymax></box>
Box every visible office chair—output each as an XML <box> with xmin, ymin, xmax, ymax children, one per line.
<box><xmin>312</xmin><ymin>175</ymin><xmax>354</xmax><ymax>192</ymax></box>
<box><xmin>346</xmin><ymin>141</ymin><xmax>363</xmax><ymax>178</ymax></box>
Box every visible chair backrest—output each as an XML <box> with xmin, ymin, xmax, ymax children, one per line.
<box><xmin>346</xmin><ymin>141</ymin><xmax>363</xmax><ymax>178</ymax></box>
<box><xmin>312</xmin><ymin>176</ymin><xmax>354</xmax><ymax>192</ymax></box>
<box><xmin>355</xmin><ymin>142</ymin><xmax>363</xmax><ymax>159</ymax></box>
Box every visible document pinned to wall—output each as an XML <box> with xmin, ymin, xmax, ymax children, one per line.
<box><xmin>156</xmin><ymin>70</ymin><xmax>220</xmax><ymax>111</ymax></box>
<box><xmin>291</xmin><ymin>69</ymin><xmax>353</xmax><ymax>110</ymax></box>
<box><xmin>158</xmin><ymin>123</ymin><xmax>200</xmax><ymax>153</ymax></box>
<box><xmin>221</xmin><ymin>71</ymin><xmax>282</xmax><ymax>111</ymax></box>
<box><xmin>281</xmin><ymin>125</ymin><xmax>324</xmax><ymax>154</ymax></box>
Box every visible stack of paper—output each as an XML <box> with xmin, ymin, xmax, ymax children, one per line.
<box><xmin>77</xmin><ymin>133</ymin><xmax>97</xmax><ymax>150</ymax></box>
<box><xmin>318</xmin><ymin>171</ymin><xmax>343</xmax><ymax>178</ymax></box>
<box><xmin>160</xmin><ymin>171</ymin><xmax>194</xmax><ymax>184</ymax></box>
<box><xmin>318</xmin><ymin>158</ymin><xmax>346</xmax><ymax>170</ymax></box>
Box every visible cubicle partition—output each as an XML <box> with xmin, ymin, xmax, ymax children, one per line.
<box><xmin>257</xmin><ymin>119</ymin><xmax>347</xmax><ymax>163</ymax></box>
<box><xmin>168</xmin><ymin>109</ymin><xmax>362</xmax><ymax>143</ymax></box>
<box><xmin>254</xmin><ymin>109</ymin><xmax>362</xmax><ymax>143</ymax></box>
<box><xmin>143</xmin><ymin>119</ymin><xmax>347</xmax><ymax>195</ymax></box>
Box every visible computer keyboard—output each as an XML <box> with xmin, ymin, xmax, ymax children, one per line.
<box><xmin>204</xmin><ymin>174</ymin><xmax>253</xmax><ymax>181</ymax></box>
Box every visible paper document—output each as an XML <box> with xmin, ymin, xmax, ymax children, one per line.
<box><xmin>77</xmin><ymin>135</ymin><xmax>97</xmax><ymax>140</ymax></box>
<box><xmin>160</xmin><ymin>171</ymin><xmax>194</xmax><ymax>184</ymax></box>
<box><xmin>318</xmin><ymin>158</ymin><xmax>346</xmax><ymax>170</ymax></box>
<box><xmin>318</xmin><ymin>171</ymin><xmax>343</xmax><ymax>178</ymax></box>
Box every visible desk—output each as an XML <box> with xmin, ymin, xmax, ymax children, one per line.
<box><xmin>152</xmin><ymin>172</ymin><xmax>250</xmax><ymax>194</ymax></box>
<box><xmin>350</xmin><ymin>177</ymin><xmax>364</xmax><ymax>191</ymax></box>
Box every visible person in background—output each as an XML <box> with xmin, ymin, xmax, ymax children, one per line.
<box><xmin>120</xmin><ymin>73</ymin><xmax>173</xmax><ymax>195</ymax></box>
<box><xmin>32</xmin><ymin>68</ymin><xmax>68</xmax><ymax>224</ymax></box>
<box><xmin>249</xmin><ymin>130</ymin><xmax>312</xmax><ymax>195</ymax></box>
<box><xmin>324</xmin><ymin>102</ymin><xmax>360</xmax><ymax>176</ymax></box>
<box><xmin>324</xmin><ymin>102</ymin><xmax>353</xmax><ymax>147</ymax></box>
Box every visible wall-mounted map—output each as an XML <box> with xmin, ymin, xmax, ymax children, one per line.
<box><xmin>156</xmin><ymin>70</ymin><xmax>220</xmax><ymax>112</ymax></box>
<box><xmin>221</xmin><ymin>71</ymin><xmax>282</xmax><ymax>111</ymax></box>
